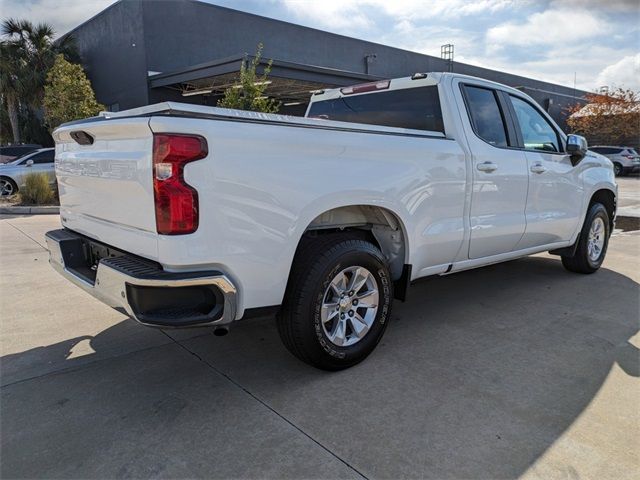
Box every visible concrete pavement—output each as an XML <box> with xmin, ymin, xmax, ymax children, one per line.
<box><xmin>1</xmin><ymin>215</ymin><xmax>638</xmax><ymax>479</ymax></box>
<box><xmin>616</xmin><ymin>176</ymin><xmax>640</xmax><ymax>218</ymax></box>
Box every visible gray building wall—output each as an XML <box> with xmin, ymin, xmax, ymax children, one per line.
<box><xmin>65</xmin><ymin>0</ymin><xmax>588</xmax><ymax>127</ymax></box>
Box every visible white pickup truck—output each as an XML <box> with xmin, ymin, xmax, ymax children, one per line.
<box><xmin>47</xmin><ymin>72</ymin><xmax>617</xmax><ymax>370</ymax></box>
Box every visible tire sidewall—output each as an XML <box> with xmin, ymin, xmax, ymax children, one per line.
<box><xmin>582</xmin><ymin>204</ymin><xmax>609</xmax><ymax>269</ymax></box>
<box><xmin>309</xmin><ymin>245</ymin><xmax>392</xmax><ymax>366</ymax></box>
<box><xmin>613</xmin><ymin>163</ymin><xmax>623</xmax><ymax>176</ymax></box>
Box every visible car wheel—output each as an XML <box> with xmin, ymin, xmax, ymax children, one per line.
<box><xmin>0</xmin><ymin>177</ymin><xmax>18</xmax><ymax>197</ymax></box>
<box><xmin>613</xmin><ymin>162</ymin><xmax>624</xmax><ymax>176</ymax></box>
<box><xmin>562</xmin><ymin>203</ymin><xmax>610</xmax><ymax>274</ymax></box>
<box><xmin>277</xmin><ymin>232</ymin><xmax>393</xmax><ymax>370</ymax></box>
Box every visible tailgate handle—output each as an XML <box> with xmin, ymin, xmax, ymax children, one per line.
<box><xmin>70</xmin><ymin>130</ymin><xmax>95</xmax><ymax>145</ymax></box>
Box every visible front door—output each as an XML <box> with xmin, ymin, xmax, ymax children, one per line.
<box><xmin>507</xmin><ymin>95</ymin><xmax>583</xmax><ymax>249</ymax></box>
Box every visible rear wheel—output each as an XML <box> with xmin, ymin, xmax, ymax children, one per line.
<box><xmin>277</xmin><ymin>233</ymin><xmax>393</xmax><ymax>370</ymax></box>
<box><xmin>0</xmin><ymin>177</ymin><xmax>18</xmax><ymax>197</ymax></box>
<box><xmin>613</xmin><ymin>162</ymin><xmax>624</xmax><ymax>176</ymax></box>
<box><xmin>561</xmin><ymin>203</ymin><xmax>610</xmax><ymax>274</ymax></box>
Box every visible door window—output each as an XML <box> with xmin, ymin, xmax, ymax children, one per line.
<box><xmin>27</xmin><ymin>151</ymin><xmax>55</xmax><ymax>164</ymax></box>
<box><xmin>510</xmin><ymin>96</ymin><xmax>561</xmax><ymax>153</ymax></box>
<box><xmin>463</xmin><ymin>86</ymin><xmax>509</xmax><ymax>147</ymax></box>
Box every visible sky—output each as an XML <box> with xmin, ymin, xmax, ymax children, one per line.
<box><xmin>2</xmin><ymin>0</ymin><xmax>639</xmax><ymax>91</ymax></box>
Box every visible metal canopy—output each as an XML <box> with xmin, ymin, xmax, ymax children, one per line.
<box><xmin>148</xmin><ymin>55</ymin><xmax>382</xmax><ymax>103</ymax></box>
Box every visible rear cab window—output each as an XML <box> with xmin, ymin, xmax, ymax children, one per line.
<box><xmin>307</xmin><ymin>85</ymin><xmax>445</xmax><ymax>133</ymax></box>
<box><xmin>462</xmin><ymin>85</ymin><xmax>509</xmax><ymax>147</ymax></box>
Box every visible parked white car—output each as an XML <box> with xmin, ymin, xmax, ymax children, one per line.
<box><xmin>589</xmin><ymin>146</ymin><xmax>640</xmax><ymax>176</ymax></box>
<box><xmin>0</xmin><ymin>148</ymin><xmax>56</xmax><ymax>197</ymax></box>
<box><xmin>46</xmin><ymin>73</ymin><xmax>617</xmax><ymax>370</ymax></box>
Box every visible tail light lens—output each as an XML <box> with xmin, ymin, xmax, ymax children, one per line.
<box><xmin>152</xmin><ymin>134</ymin><xmax>207</xmax><ymax>235</ymax></box>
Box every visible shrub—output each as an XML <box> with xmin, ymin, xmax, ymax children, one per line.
<box><xmin>43</xmin><ymin>54</ymin><xmax>104</xmax><ymax>131</ymax></box>
<box><xmin>217</xmin><ymin>43</ymin><xmax>280</xmax><ymax>113</ymax></box>
<box><xmin>20</xmin><ymin>172</ymin><xmax>55</xmax><ymax>205</ymax></box>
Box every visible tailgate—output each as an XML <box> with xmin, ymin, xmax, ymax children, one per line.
<box><xmin>53</xmin><ymin>117</ymin><xmax>159</xmax><ymax>260</ymax></box>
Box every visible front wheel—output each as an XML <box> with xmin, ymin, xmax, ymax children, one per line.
<box><xmin>277</xmin><ymin>233</ymin><xmax>393</xmax><ymax>370</ymax></box>
<box><xmin>562</xmin><ymin>203</ymin><xmax>610</xmax><ymax>274</ymax></box>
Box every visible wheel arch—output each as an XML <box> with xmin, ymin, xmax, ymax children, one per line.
<box><xmin>293</xmin><ymin>204</ymin><xmax>410</xmax><ymax>284</ymax></box>
<box><xmin>589</xmin><ymin>188</ymin><xmax>616</xmax><ymax>231</ymax></box>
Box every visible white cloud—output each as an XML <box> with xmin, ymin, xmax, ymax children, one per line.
<box><xmin>486</xmin><ymin>8</ymin><xmax>612</xmax><ymax>50</ymax></box>
<box><xmin>280</xmin><ymin>0</ymin><xmax>515</xmax><ymax>31</ymax></box>
<box><xmin>2</xmin><ymin>0</ymin><xmax>116</xmax><ymax>37</ymax></box>
<box><xmin>596</xmin><ymin>54</ymin><xmax>640</xmax><ymax>90</ymax></box>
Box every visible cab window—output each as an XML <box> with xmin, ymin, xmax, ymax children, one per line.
<box><xmin>510</xmin><ymin>96</ymin><xmax>561</xmax><ymax>153</ymax></box>
<box><xmin>462</xmin><ymin>86</ymin><xmax>509</xmax><ymax>147</ymax></box>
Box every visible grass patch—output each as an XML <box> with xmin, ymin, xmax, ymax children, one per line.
<box><xmin>19</xmin><ymin>173</ymin><xmax>56</xmax><ymax>205</ymax></box>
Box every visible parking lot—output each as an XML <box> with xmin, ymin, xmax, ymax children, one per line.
<box><xmin>1</xmin><ymin>214</ymin><xmax>638</xmax><ymax>479</ymax></box>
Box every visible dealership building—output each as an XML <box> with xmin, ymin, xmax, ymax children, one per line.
<box><xmin>64</xmin><ymin>0</ymin><xmax>588</xmax><ymax>127</ymax></box>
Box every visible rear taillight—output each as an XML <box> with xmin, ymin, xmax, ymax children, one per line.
<box><xmin>152</xmin><ymin>133</ymin><xmax>207</xmax><ymax>235</ymax></box>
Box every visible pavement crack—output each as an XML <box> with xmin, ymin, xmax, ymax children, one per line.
<box><xmin>160</xmin><ymin>331</ymin><xmax>369</xmax><ymax>480</ymax></box>
<box><xmin>5</xmin><ymin>221</ymin><xmax>48</xmax><ymax>251</ymax></box>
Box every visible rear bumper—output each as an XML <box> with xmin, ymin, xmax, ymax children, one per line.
<box><xmin>45</xmin><ymin>229</ymin><xmax>237</xmax><ymax>328</ymax></box>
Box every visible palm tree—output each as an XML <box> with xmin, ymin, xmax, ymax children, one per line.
<box><xmin>0</xmin><ymin>19</ymin><xmax>77</xmax><ymax>143</ymax></box>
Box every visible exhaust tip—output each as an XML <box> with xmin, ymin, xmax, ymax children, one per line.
<box><xmin>213</xmin><ymin>327</ymin><xmax>229</xmax><ymax>337</ymax></box>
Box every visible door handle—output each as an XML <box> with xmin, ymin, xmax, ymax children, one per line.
<box><xmin>477</xmin><ymin>161</ymin><xmax>498</xmax><ymax>173</ymax></box>
<box><xmin>530</xmin><ymin>163</ymin><xmax>547</xmax><ymax>174</ymax></box>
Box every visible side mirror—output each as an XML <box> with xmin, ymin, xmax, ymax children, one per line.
<box><xmin>566</xmin><ymin>134</ymin><xmax>587</xmax><ymax>166</ymax></box>
<box><xmin>25</xmin><ymin>159</ymin><xmax>34</xmax><ymax>167</ymax></box>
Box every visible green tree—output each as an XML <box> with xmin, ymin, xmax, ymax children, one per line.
<box><xmin>217</xmin><ymin>43</ymin><xmax>280</xmax><ymax>113</ymax></box>
<box><xmin>43</xmin><ymin>54</ymin><xmax>103</xmax><ymax>130</ymax></box>
<box><xmin>0</xmin><ymin>18</ymin><xmax>77</xmax><ymax>143</ymax></box>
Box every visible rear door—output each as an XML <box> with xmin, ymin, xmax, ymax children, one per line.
<box><xmin>458</xmin><ymin>82</ymin><xmax>529</xmax><ymax>259</ymax></box>
<box><xmin>506</xmin><ymin>94</ymin><xmax>583</xmax><ymax>248</ymax></box>
<box><xmin>27</xmin><ymin>150</ymin><xmax>56</xmax><ymax>184</ymax></box>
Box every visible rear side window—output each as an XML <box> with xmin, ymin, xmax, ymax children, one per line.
<box><xmin>27</xmin><ymin>151</ymin><xmax>55</xmax><ymax>164</ymax></box>
<box><xmin>462</xmin><ymin>86</ymin><xmax>508</xmax><ymax>147</ymax></box>
<box><xmin>307</xmin><ymin>86</ymin><xmax>444</xmax><ymax>133</ymax></box>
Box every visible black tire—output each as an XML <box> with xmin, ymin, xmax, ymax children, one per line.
<box><xmin>561</xmin><ymin>203</ymin><xmax>610</xmax><ymax>274</ymax></box>
<box><xmin>613</xmin><ymin>162</ymin><xmax>624</xmax><ymax>177</ymax></box>
<box><xmin>277</xmin><ymin>232</ymin><xmax>393</xmax><ymax>370</ymax></box>
<box><xmin>0</xmin><ymin>177</ymin><xmax>18</xmax><ymax>197</ymax></box>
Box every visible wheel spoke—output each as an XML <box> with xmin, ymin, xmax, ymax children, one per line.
<box><xmin>321</xmin><ymin>306</ymin><xmax>339</xmax><ymax>324</ymax></box>
<box><xmin>356</xmin><ymin>289</ymin><xmax>378</xmax><ymax>308</ymax></box>
<box><xmin>330</xmin><ymin>273</ymin><xmax>348</xmax><ymax>295</ymax></box>
<box><xmin>349</xmin><ymin>313</ymin><xmax>370</xmax><ymax>338</ymax></box>
<box><xmin>330</xmin><ymin>318</ymin><xmax>347</xmax><ymax>346</ymax></box>
<box><xmin>348</xmin><ymin>267</ymin><xmax>368</xmax><ymax>294</ymax></box>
